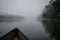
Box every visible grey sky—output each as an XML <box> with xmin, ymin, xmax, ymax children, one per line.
<box><xmin>0</xmin><ymin>0</ymin><xmax>50</xmax><ymax>18</ymax></box>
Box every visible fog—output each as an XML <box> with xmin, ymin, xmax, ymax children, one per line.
<box><xmin>0</xmin><ymin>0</ymin><xmax>50</xmax><ymax>40</ymax></box>
<box><xmin>0</xmin><ymin>0</ymin><xmax>50</xmax><ymax>17</ymax></box>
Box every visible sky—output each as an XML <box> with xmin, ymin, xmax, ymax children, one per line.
<box><xmin>0</xmin><ymin>0</ymin><xmax>50</xmax><ymax>18</ymax></box>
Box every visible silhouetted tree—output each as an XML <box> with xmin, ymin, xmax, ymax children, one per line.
<box><xmin>0</xmin><ymin>12</ymin><xmax>25</xmax><ymax>22</ymax></box>
<box><xmin>37</xmin><ymin>0</ymin><xmax>60</xmax><ymax>40</ymax></box>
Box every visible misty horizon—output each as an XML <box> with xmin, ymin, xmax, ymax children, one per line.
<box><xmin>0</xmin><ymin>0</ymin><xmax>51</xmax><ymax>40</ymax></box>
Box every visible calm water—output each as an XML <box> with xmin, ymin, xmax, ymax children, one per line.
<box><xmin>0</xmin><ymin>16</ymin><xmax>52</xmax><ymax>40</ymax></box>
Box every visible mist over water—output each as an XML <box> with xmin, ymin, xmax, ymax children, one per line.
<box><xmin>0</xmin><ymin>0</ymin><xmax>51</xmax><ymax>40</ymax></box>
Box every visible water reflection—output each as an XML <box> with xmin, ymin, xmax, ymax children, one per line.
<box><xmin>41</xmin><ymin>18</ymin><xmax>60</xmax><ymax>40</ymax></box>
<box><xmin>0</xmin><ymin>13</ymin><xmax>25</xmax><ymax>22</ymax></box>
<box><xmin>38</xmin><ymin>0</ymin><xmax>60</xmax><ymax>40</ymax></box>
